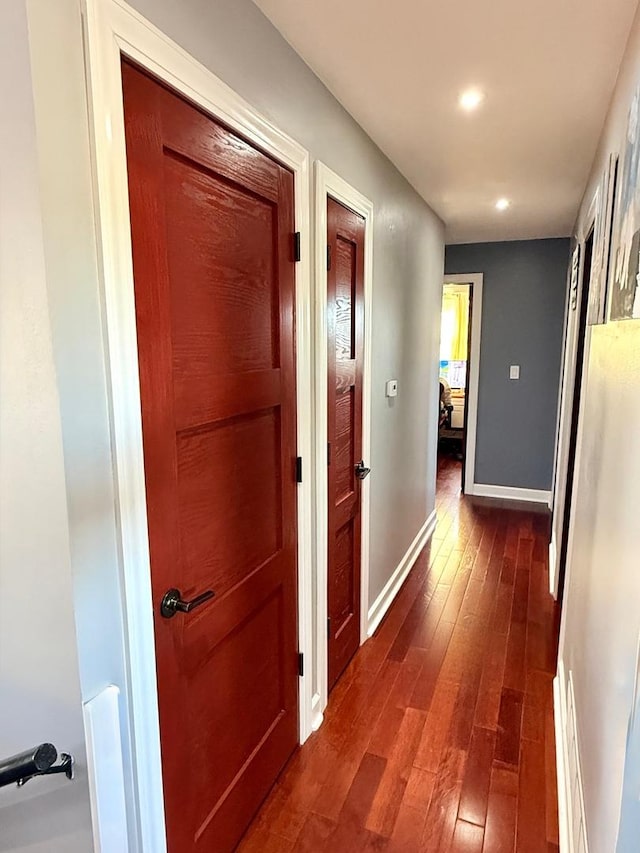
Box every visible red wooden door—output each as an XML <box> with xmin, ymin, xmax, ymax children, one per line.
<box><xmin>121</xmin><ymin>62</ymin><xmax>299</xmax><ymax>853</ymax></box>
<box><xmin>327</xmin><ymin>197</ymin><xmax>366</xmax><ymax>691</ymax></box>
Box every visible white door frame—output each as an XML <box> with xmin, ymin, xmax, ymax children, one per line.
<box><xmin>313</xmin><ymin>162</ymin><xmax>373</xmax><ymax>721</ymax></box>
<box><xmin>549</xmin><ymin>191</ymin><xmax>597</xmax><ymax>599</ymax></box>
<box><xmin>441</xmin><ymin>273</ymin><xmax>483</xmax><ymax>496</ymax></box>
<box><xmin>82</xmin><ymin>0</ymin><xmax>314</xmax><ymax>848</ymax></box>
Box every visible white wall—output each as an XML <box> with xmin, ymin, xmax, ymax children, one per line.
<box><xmin>0</xmin><ymin>1</ymin><xmax>93</xmax><ymax>849</ymax></box>
<box><xmin>560</xmin><ymin>4</ymin><xmax>640</xmax><ymax>851</ymax></box>
<box><xmin>26</xmin><ymin>0</ymin><xmax>141</xmax><ymax>844</ymax></box>
<box><xmin>17</xmin><ymin>0</ymin><xmax>445</xmax><ymax>849</ymax></box>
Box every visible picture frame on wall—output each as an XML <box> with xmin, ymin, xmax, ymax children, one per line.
<box><xmin>569</xmin><ymin>243</ymin><xmax>580</xmax><ymax>313</ymax></box>
<box><xmin>608</xmin><ymin>85</ymin><xmax>640</xmax><ymax>321</ymax></box>
<box><xmin>588</xmin><ymin>153</ymin><xmax>618</xmax><ymax>325</ymax></box>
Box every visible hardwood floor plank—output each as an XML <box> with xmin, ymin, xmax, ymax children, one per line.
<box><xmin>490</xmin><ymin>765</ymin><xmax>519</xmax><ymax>797</ymax></box>
<box><xmin>483</xmin><ymin>773</ymin><xmax>517</xmax><ymax>853</ymax></box>
<box><xmin>474</xmin><ymin>629</ymin><xmax>509</xmax><ymax>731</ymax></box>
<box><xmin>414</xmin><ymin>677</ymin><xmax>460</xmax><ymax>772</ymax></box>
<box><xmin>411</xmin><ymin>583</ymin><xmax>451</xmax><ymax>651</ymax></box>
<box><xmin>408</xmin><ymin>617</ymin><xmax>455</xmax><ymax>711</ymax></box>
<box><xmin>492</xmin><ymin>577</ymin><xmax>515</xmax><ymax>636</ymax></box>
<box><xmin>388</xmin><ymin>589</ymin><xmax>435</xmax><ymax>662</ymax></box>
<box><xmin>236</xmin><ymin>828</ymin><xmax>295</xmax><ymax>852</ymax></box>
<box><xmin>494</xmin><ymin>688</ymin><xmax>524</xmax><ymax>767</ymax></box>
<box><xmin>366</xmin><ymin>708</ymin><xmax>426</xmax><ymax>836</ymax></box>
<box><xmin>451</xmin><ymin>819</ymin><xmax>485</xmax><ymax>852</ymax></box>
<box><xmin>517</xmin><ymin>738</ymin><xmax>547</xmax><ymax>853</ymax></box>
<box><xmin>332</xmin><ymin>751</ymin><xmax>387</xmax><ymax>837</ymax></box>
<box><xmin>386</xmin><ymin>766</ymin><xmax>436</xmax><ymax>852</ymax></box>
<box><xmin>420</xmin><ymin>746</ymin><xmax>466</xmax><ymax>852</ymax></box>
<box><xmin>504</xmin><ymin>621</ymin><xmax>527</xmax><ymax>692</ymax></box>
<box><xmin>290</xmin><ymin>814</ymin><xmax>335</xmax><ymax>852</ymax></box>
<box><xmin>458</xmin><ymin>726</ymin><xmax>496</xmax><ymax>827</ymax></box>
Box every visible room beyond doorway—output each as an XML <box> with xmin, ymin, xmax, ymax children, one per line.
<box><xmin>438</xmin><ymin>275</ymin><xmax>482</xmax><ymax>495</ymax></box>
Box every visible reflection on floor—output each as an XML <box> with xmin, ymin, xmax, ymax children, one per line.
<box><xmin>238</xmin><ymin>457</ymin><xmax>561</xmax><ymax>852</ymax></box>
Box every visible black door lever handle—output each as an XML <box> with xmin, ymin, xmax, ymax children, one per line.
<box><xmin>160</xmin><ymin>588</ymin><xmax>215</xmax><ymax>619</ymax></box>
<box><xmin>355</xmin><ymin>460</ymin><xmax>371</xmax><ymax>480</ymax></box>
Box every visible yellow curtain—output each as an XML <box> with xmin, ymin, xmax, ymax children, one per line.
<box><xmin>440</xmin><ymin>291</ymin><xmax>469</xmax><ymax>361</ymax></box>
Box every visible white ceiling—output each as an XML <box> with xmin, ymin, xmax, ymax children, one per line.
<box><xmin>253</xmin><ymin>0</ymin><xmax>639</xmax><ymax>243</ymax></box>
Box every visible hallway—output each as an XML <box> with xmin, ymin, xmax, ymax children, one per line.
<box><xmin>239</xmin><ymin>458</ymin><xmax>561</xmax><ymax>852</ymax></box>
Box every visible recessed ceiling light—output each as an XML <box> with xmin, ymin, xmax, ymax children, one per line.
<box><xmin>459</xmin><ymin>88</ymin><xmax>484</xmax><ymax>112</ymax></box>
<box><xmin>496</xmin><ymin>198</ymin><xmax>510</xmax><ymax>211</ymax></box>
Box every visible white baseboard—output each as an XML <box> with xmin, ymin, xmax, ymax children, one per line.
<box><xmin>83</xmin><ymin>685</ymin><xmax>129</xmax><ymax>853</ymax></box>
<box><xmin>554</xmin><ymin>672</ymin><xmax>572</xmax><ymax>853</ymax></box>
<box><xmin>549</xmin><ymin>535</ymin><xmax>559</xmax><ymax>599</ymax></box>
<box><xmin>367</xmin><ymin>509</ymin><xmax>437</xmax><ymax>638</ymax></box>
<box><xmin>310</xmin><ymin>692</ymin><xmax>324</xmax><ymax>732</ymax></box>
<box><xmin>470</xmin><ymin>482</ymin><xmax>552</xmax><ymax>506</ymax></box>
<box><xmin>554</xmin><ymin>662</ymin><xmax>588</xmax><ymax>853</ymax></box>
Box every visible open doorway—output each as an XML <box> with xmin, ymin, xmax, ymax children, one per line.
<box><xmin>438</xmin><ymin>275</ymin><xmax>482</xmax><ymax>495</ymax></box>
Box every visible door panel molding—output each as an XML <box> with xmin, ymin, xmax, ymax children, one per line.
<box><xmin>314</xmin><ymin>162</ymin><xmax>373</xmax><ymax>722</ymax></box>
<box><xmin>83</xmin><ymin>1</ymin><xmax>313</xmax><ymax>849</ymax></box>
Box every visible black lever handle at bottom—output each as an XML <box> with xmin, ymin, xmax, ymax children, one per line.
<box><xmin>161</xmin><ymin>588</ymin><xmax>215</xmax><ymax>619</ymax></box>
<box><xmin>355</xmin><ymin>460</ymin><xmax>371</xmax><ymax>480</ymax></box>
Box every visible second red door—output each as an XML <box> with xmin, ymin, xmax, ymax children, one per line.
<box><xmin>327</xmin><ymin>197</ymin><xmax>366</xmax><ymax>691</ymax></box>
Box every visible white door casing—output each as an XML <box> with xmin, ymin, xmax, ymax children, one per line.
<box><xmin>313</xmin><ymin>162</ymin><xmax>373</xmax><ymax>722</ymax></box>
<box><xmin>440</xmin><ymin>273</ymin><xmax>483</xmax><ymax>496</ymax></box>
<box><xmin>82</xmin><ymin>0</ymin><xmax>314</xmax><ymax>848</ymax></box>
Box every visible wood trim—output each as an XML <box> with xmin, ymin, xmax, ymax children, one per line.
<box><xmin>553</xmin><ymin>671</ymin><xmax>572</xmax><ymax>853</ymax></box>
<box><xmin>367</xmin><ymin>509</ymin><xmax>437</xmax><ymax>638</ymax></box>
<box><xmin>550</xmin><ymin>193</ymin><xmax>597</xmax><ymax>599</ymax></box>
<box><xmin>83</xmin><ymin>686</ymin><xmax>128</xmax><ymax>851</ymax></box>
<box><xmin>549</xmin><ymin>536</ymin><xmax>558</xmax><ymax>597</ymax></box>
<box><xmin>554</xmin><ymin>663</ymin><xmax>590</xmax><ymax>853</ymax></box>
<box><xmin>314</xmin><ymin>161</ymin><xmax>373</xmax><ymax>717</ymax></box>
<box><xmin>82</xmin><ymin>1</ymin><xmax>314</xmax><ymax>848</ymax></box>
<box><xmin>469</xmin><ymin>483</ymin><xmax>553</xmax><ymax>506</ymax></box>
<box><xmin>442</xmin><ymin>273</ymin><xmax>483</xmax><ymax>495</ymax></box>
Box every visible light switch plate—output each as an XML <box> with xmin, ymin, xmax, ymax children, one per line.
<box><xmin>509</xmin><ymin>365</ymin><xmax>520</xmax><ymax>380</ymax></box>
<box><xmin>385</xmin><ymin>379</ymin><xmax>398</xmax><ymax>397</ymax></box>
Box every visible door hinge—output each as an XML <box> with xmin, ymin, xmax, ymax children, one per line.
<box><xmin>293</xmin><ymin>231</ymin><xmax>301</xmax><ymax>262</ymax></box>
<box><xmin>327</xmin><ymin>616</ymin><xmax>331</xmax><ymax>638</ymax></box>
<box><xmin>327</xmin><ymin>442</ymin><xmax>331</xmax><ymax>465</ymax></box>
<box><xmin>298</xmin><ymin>652</ymin><xmax>304</xmax><ymax>677</ymax></box>
<box><xmin>327</xmin><ymin>244</ymin><xmax>332</xmax><ymax>270</ymax></box>
<box><xmin>296</xmin><ymin>456</ymin><xmax>303</xmax><ymax>483</ymax></box>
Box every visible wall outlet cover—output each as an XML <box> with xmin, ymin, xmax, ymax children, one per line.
<box><xmin>509</xmin><ymin>365</ymin><xmax>520</xmax><ymax>380</ymax></box>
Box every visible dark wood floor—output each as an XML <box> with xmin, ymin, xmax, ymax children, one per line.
<box><xmin>238</xmin><ymin>457</ymin><xmax>561</xmax><ymax>852</ymax></box>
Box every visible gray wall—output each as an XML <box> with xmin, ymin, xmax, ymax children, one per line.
<box><xmin>21</xmin><ymin>0</ymin><xmax>445</xmax><ymax>849</ymax></box>
<box><xmin>0</xmin><ymin>2</ymin><xmax>93</xmax><ymax>850</ymax></box>
<box><xmin>445</xmin><ymin>238</ymin><xmax>570</xmax><ymax>491</ymax></box>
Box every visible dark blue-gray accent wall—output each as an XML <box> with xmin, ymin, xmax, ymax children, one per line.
<box><xmin>445</xmin><ymin>238</ymin><xmax>571</xmax><ymax>491</ymax></box>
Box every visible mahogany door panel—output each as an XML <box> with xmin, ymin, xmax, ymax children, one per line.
<box><xmin>327</xmin><ymin>197</ymin><xmax>365</xmax><ymax>691</ymax></box>
<box><xmin>121</xmin><ymin>60</ymin><xmax>299</xmax><ymax>853</ymax></box>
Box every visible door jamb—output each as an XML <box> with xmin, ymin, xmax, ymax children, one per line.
<box><xmin>82</xmin><ymin>1</ymin><xmax>314</xmax><ymax>848</ymax></box>
<box><xmin>440</xmin><ymin>273</ymin><xmax>483</xmax><ymax>496</ymax></box>
<box><xmin>549</xmin><ymin>190</ymin><xmax>597</xmax><ymax>600</ymax></box>
<box><xmin>313</xmin><ymin>162</ymin><xmax>373</xmax><ymax>723</ymax></box>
